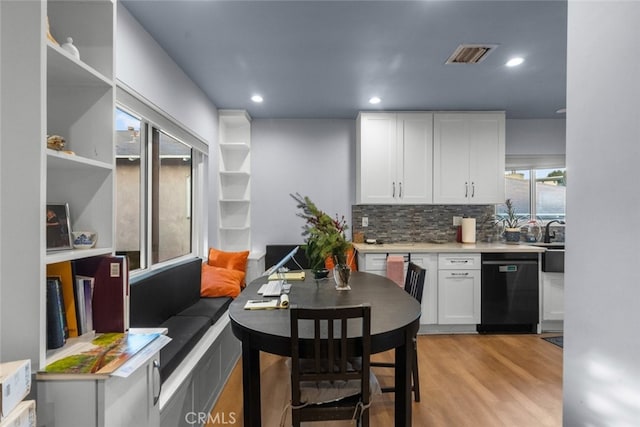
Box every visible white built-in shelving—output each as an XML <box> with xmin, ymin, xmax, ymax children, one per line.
<box><xmin>218</xmin><ymin>111</ymin><xmax>252</xmax><ymax>252</ymax></box>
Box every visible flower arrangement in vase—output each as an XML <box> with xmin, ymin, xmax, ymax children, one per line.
<box><xmin>291</xmin><ymin>193</ymin><xmax>352</xmax><ymax>288</ymax></box>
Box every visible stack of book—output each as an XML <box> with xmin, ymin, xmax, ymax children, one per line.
<box><xmin>0</xmin><ymin>360</ymin><xmax>35</xmax><ymax>427</ymax></box>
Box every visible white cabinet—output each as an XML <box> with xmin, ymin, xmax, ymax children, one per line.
<box><xmin>357</xmin><ymin>252</ymin><xmax>391</xmax><ymax>276</ymax></box>
<box><xmin>409</xmin><ymin>253</ymin><xmax>439</xmax><ymax>325</ymax></box>
<box><xmin>542</xmin><ymin>272</ymin><xmax>564</xmax><ymax>321</ymax></box>
<box><xmin>218</xmin><ymin>110</ymin><xmax>252</xmax><ymax>251</ymax></box>
<box><xmin>433</xmin><ymin>112</ymin><xmax>505</xmax><ymax>204</ymax></box>
<box><xmin>356</xmin><ymin>112</ymin><xmax>433</xmax><ymax>204</ymax></box>
<box><xmin>437</xmin><ymin>254</ymin><xmax>481</xmax><ymax>324</ymax></box>
<box><xmin>37</xmin><ymin>351</ymin><xmax>161</xmax><ymax>427</ymax></box>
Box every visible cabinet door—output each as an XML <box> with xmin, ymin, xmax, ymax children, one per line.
<box><xmin>542</xmin><ymin>272</ymin><xmax>564</xmax><ymax>321</ymax></box>
<box><xmin>437</xmin><ymin>270</ymin><xmax>481</xmax><ymax>324</ymax></box>
<box><xmin>104</xmin><ymin>353</ymin><xmax>161</xmax><ymax>427</ymax></box>
<box><xmin>410</xmin><ymin>253</ymin><xmax>438</xmax><ymax>324</ymax></box>
<box><xmin>468</xmin><ymin>113</ymin><xmax>505</xmax><ymax>204</ymax></box>
<box><xmin>397</xmin><ymin>113</ymin><xmax>433</xmax><ymax>204</ymax></box>
<box><xmin>433</xmin><ymin>114</ymin><xmax>471</xmax><ymax>204</ymax></box>
<box><xmin>357</xmin><ymin>113</ymin><xmax>398</xmax><ymax>203</ymax></box>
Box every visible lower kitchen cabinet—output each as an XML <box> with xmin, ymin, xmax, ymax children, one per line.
<box><xmin>37</xmin><ymin>351</ymin><xmax>161</xmax><ymax>427</ymax></box>
<box><xmin>408</xmin><ymin>253</ymin><xmax>438</xmax><ymax>325</ymax></box>
<box><xmin>542</xmin><ymin>272</ymin><xmax>564</xmax><ymax>321</ymax></box>
<box><xmin>437</xmin><ymin>254</ymin><xmax>481</xmax><ymax>324</ymax></box>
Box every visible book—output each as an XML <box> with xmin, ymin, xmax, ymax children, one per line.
<box><xmin>244</xmin><ymin>294</ymin><xmax>289</xmax><ymax>310</ymax></box>
<box><xmin>73</xmin><ymin>255</ymin><xmax>129</xmax><ymax>333</ymax></box>
<box><xmin>46</xmin><ymin>278</ymin><xmax>66</xmax><ymax>349</ymax></box>
<box><xmin>40</xmin><ymin>332</ymin><xmax>160</xmax><ymax>378</ymax></box>
<box><xmin>0</xmin><ymin>360</ymin><xmax>31</xmax><ymax>422</ymax></box>
<box><xmin>268</xmin><ymin>271</ymin><xmax>306</xmax><ymax>281</ymax></box>
<box><xmin>0</xmin><ymin>400</ymin><xmax>35</xmax><ymax>427</ymax></box>
<box><xmin>74</xmin><ymin>275</ymin><xmax>94</xmax><ymax>335</ymax></box>
<box><xmin>46</xmin><ymin>261</ymin><xmax>79</xmax><ymax>337</ymax></box>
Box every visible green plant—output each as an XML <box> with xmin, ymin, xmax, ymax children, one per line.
<box><xmin>503</xmin><ymin>198</ymin><xmax>525</xmax><ymax>229</ymax></box>
<box><xmin>291</xmin><ymin>193</ymin><xmax>351</xmax><ymax>269</ymax></box>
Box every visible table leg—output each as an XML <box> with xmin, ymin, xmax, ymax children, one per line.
<box><xmin>394</xmin><ymin>330</ymin><xmax>413</xmax><ymax>426</ymax></box>
<box><xmin>242</xmin><ymin>339</ymin><xmax>261</xmax><ymax>427</ymax></box>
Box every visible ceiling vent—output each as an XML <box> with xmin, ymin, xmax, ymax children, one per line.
<box><xmin>445</xmin><ymin>44</ymin><xmax>498</xmax><ymax>64</ymax></box>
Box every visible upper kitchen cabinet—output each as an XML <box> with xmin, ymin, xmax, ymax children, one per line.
<box><xmin>433</xmin><ymin>112</ymin><xmax>505</xmax><ymax>204</ymax></box>
<box><xmin>356</xmin><ymin>112</ymin><xmax>433</xmax><ymax>204</ymax></box>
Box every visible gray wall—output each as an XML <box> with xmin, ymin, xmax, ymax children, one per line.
<box><xmin>564</xmin><ymin>2</ymin><xmax>640</xmax><ymax>424</ymax></box>
<box><xmin>251</xmin><ymin>119</ymin><xmax>355</xmax><ymax>251</ymax></box>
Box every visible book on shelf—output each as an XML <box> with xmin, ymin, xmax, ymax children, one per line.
<box><xmin>46</xmin><ymin>277</ymin><xmax>66</xmax><ymax>350</ymax></box>
<box><xmin>40</xmin><ymin>332</ymin><xmax>160</xmax><ymax>379</ymax></box>
<box><xmin>73</xmin><ymin>275</ymin><xmax>94</xmax><ymax>335</ymax></box>
<box><xmin>72</xmin><ymin>255</ymin><xmax>129</xmax><ymax>333</ymax></box>
<box><xmin>46</xmin><ymin>261</ymin><xmax>79</xmax><ymax>337</ymax></box>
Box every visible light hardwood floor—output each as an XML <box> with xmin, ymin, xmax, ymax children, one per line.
<box><xmin>208</xmin><ymin>334</ymin><xmax>563</xmax><ymax>426</ymax></box>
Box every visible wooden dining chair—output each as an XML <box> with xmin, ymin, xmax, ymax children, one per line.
<box><xmin>371</xmin><ymin>261</ymin><xmax>426</xmax><ymax>402</ymax></box>
<box><xmin>288</xmin><ymin>304</ymin><xmax>377</xmax><ymax>427</ymax></box>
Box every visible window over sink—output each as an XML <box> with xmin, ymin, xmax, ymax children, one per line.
<box><xmin>496</xmin><ymin>167</ymin><xmax>566</xmax><ymax>223</ymax></box>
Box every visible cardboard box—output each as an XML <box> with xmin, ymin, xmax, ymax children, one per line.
<box><xmin>0</xmin><ymin>360</ymin><xmax>31</xmax><ymax>421</ymax></box>
<box><xmin>0</xmin><ymin>400</ymin><xmax>36</xmax><ymax>427</ymax></box>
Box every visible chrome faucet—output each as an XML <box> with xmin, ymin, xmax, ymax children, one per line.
<box><xmin>543</xmin><ymin>220</ymin><xmax>565</xmax><ymax>243</ymax></box>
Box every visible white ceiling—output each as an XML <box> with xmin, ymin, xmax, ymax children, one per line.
<box><xmin>121</xmin><ymin>0</ymin><xmax>567</xmax><ymax>120</ymax></box>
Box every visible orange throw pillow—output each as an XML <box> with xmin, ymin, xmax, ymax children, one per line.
<box><xmin>208</xmin><ymin>247</ymin><xmax>249</xmax><ymax>272</ymax></box>
<box><xmin>201</xmin><ymin>264</ymin><xmax>244</xmax><ymax>298</ymax></box>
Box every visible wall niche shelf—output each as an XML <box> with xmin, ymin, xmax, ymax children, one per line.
<box><xmin>218</xmin><ymin>111</ymin><xmax>252</xmax><ymax>252</ymax></box>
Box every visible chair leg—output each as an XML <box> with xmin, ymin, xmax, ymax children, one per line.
<box><xmin>412</xmin><ymin>340</ymin><xmax>420</xmax><ymax>402</ymax></box>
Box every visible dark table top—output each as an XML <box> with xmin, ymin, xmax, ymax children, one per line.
<box><xmin>229</xmin><ymin>271</ymin><xmax>422</xmax><ymax>356</ymax></box>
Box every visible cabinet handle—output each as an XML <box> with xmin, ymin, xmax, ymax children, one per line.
<box><xmin>399</xmin><ymin>182</ymin><xmax>402</xmax><ymax>198</ymax></box>
<box><xmin>392</xmin><ymin>182</ymin><xmax>396</xmax><ymax>198</ymax></box>
<box><xmin>471</xmin><ymin>182</ymin><xmax>475</xmax><ymax>198</ymax></box>
<box><xmin>464</xmin><ymin>182</ymin><xmax>468</xmax><ymax>198</ymax></box>
<box><xmin>451</xmin><ymin>272</ymin><xmax>469</xmax><ymax>276</ymax></box>
<box><xmin>451</xmin><ymin>259</ymin><xmax>469</xmax><ymax>264</ymax></box>
<box><xmin>153</xmin><ymin>359</ymin><xmax>162</xmax><ymax>406</ymax></box>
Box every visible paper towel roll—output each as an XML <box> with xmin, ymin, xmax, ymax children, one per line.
<box><xmin>461</xmin><ymin>218</ymin><xmax>476</xmax><ymax>243</ymax></box>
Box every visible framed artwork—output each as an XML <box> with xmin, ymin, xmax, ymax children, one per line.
<box><xmin>46</xmin><ymin>203</ymin><xmax>73</xmax><ymax>251</ymax></box>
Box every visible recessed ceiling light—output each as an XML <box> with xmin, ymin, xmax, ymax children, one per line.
<box><xmin>251</xmin><ymin>95</ymin><xmax>263</xmax><ymax>103</ymax></box>
<box><xmin>505</xmin><ymin>57</ymin><xmax>524</xmax><ymax>67</ymax></box>
<box><xmin>369</xmin><ymin>96</ymin><xmax>381</xmax><ymax>105</ymax></box>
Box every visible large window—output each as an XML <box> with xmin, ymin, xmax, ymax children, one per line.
<box><xmin>115</xmin><ymin>105</ymin><xmax>201</xmax><ymax>271</ymax></box>
<box><xmin>497</xmin><ymin>167</ymin><xmax>566</xmax><ymax>223</ymax></box>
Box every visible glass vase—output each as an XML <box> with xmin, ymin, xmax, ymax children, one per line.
<box><xmin>333</xmin><ymin>264</ymin><xmax>351</xmax><ymax>290</ymax></box>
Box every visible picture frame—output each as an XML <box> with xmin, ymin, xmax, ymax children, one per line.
<box><xmin>46</xmin><ymin>203</ymin><xmax>73</xmax><ymax>251</ymax></box>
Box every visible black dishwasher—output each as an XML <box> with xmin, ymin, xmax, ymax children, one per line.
<box><xmin>478</xmin><ymin>252</ymin><xmax>539</xmax><ymax>333</ymax></box>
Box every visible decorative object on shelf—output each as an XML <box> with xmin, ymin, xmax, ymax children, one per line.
<box><xmin>502</xmin><ymin>198</ymin><xmax>525</xmax><ymax>244</ymax></box>
<box><xmin>46</xmin><ymin>16</ymin><xmax>59</xmax><ymax>46</ymax></box>
<box><xmin>47</xmin><ymin>134</ymin><xmax>65</xmax><ymax>151</ymax></box>
<box><xmin>291</xmin><ymin>193</ymin><xmax>352</xmax><ymax>289</ymax></box>
<box><xmin>61</xmin><ymin>37</ymin><xmax>80</xmax><ymax>59</ymax></box>
<box><xmin>71</xmin><ymin>231</ymin><xmax>97</xmax><ymax>249</ymax></box>
<box><xmin>46</xmin><ymin>203</ymin><xmax>73</xmax><ymax>251</ymax></box>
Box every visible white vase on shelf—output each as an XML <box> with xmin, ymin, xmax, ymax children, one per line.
<box><xmin>61</xmin><ymin>37</ymin><xmax>80</xmax><ymax>60</ymax></box>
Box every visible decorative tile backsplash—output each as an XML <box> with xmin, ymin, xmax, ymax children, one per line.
<box><xmin>351</xmin><ymin>204</ymin><xmax>498</xmax><ymax>243</ymax></box>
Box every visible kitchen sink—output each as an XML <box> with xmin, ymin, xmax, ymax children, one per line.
<box><xmin>537</xmin><ymin>245</ymin><xmax>565</xmax><ymax>272</ymax></box>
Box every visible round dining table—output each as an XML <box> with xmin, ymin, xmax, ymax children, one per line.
<box><xmin>229</xmin><ymin>270</ymin><xmax>421</xmax><ymax>426</ymax></box>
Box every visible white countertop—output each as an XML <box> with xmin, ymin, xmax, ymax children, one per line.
<box><xmin>352</xmin><ymin>241</ymin><xmax>547</xmax><ymax>254</ymax></box>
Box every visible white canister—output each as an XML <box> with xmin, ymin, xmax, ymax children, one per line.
<box><xmin>461</xmin><ymin>218</ymin><xmax>476</xmax><ymax>243</ymax></box>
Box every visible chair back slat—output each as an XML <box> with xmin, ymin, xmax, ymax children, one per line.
<box><xmin>289</xmin><ymin>304</ymin><xmax>373</xmax><ymax>415</ymax></box>
<box><xmin>404</xmin><ymin>262</ymin><xmax>426</xmax><ymax>303</ymax></box>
